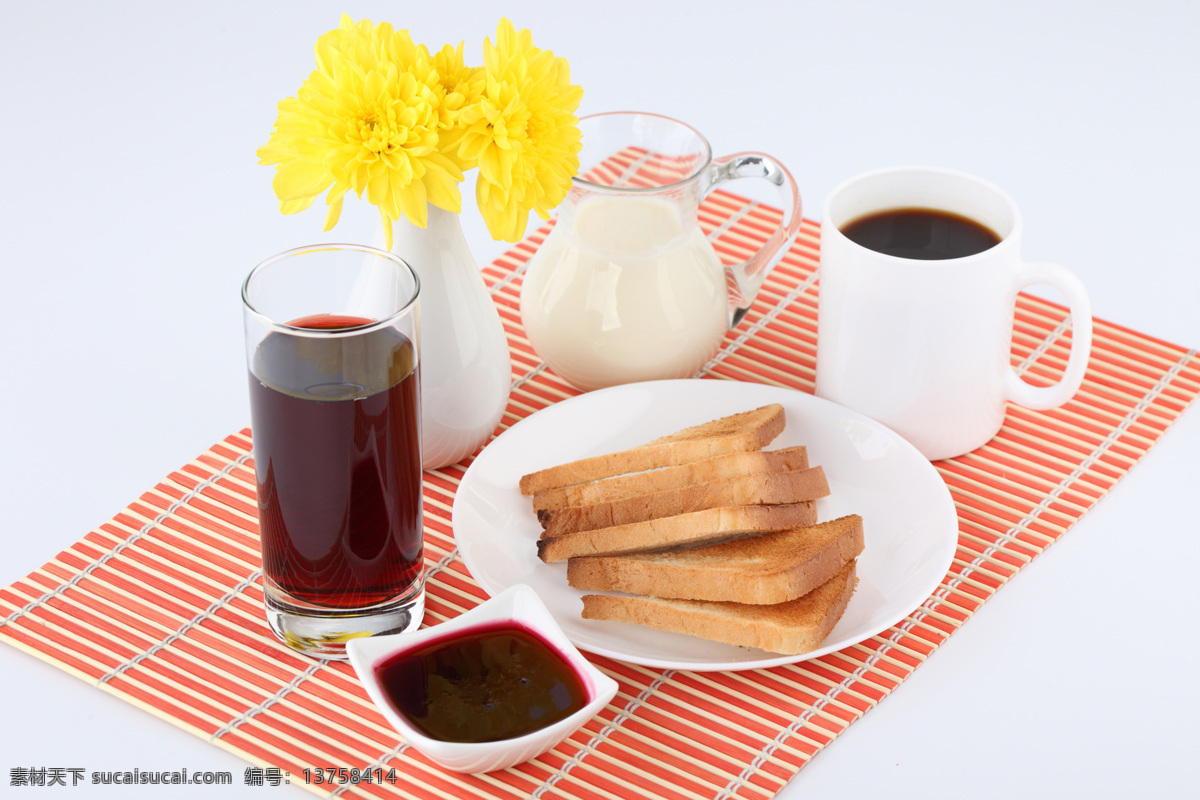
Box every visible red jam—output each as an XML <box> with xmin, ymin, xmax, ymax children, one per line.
<box><xmin>375</xmin><ymin>622</ymin><xmax>589</xmax><ymax>743</ymax></box>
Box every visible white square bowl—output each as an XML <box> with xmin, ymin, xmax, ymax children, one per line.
<box><xmin>346</xmin><ymin>583</ymin><xmax>618</xmax><ymax>773</ymax></box>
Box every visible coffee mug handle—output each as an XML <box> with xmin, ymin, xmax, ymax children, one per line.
<box><xmin>1004</xmin><ymin>261</ymin><xmax>1093</xmax><ymax>410</ymax></box>
<box><xmin>705</xmin><ymin>153</ymin><xmax>802</xmax><ymax>326</ymax></box>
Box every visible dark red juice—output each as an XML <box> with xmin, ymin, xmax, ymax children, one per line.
<box><xmin>376</xmin><ymin>622</ymin><xmax>588</xmax><ymax>743</ymax></box>
<box><xmin>249</xmin><ymin>314</ymin><xmax>423</xmax><ymax>609</ymax></box>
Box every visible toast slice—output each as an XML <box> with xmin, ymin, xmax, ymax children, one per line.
<box><xmin>580</xmin><ymin>561</ymin><xmax>857</xmax><ymax>656</ymax></box>
<box><xmin>518</xmin><ymin>404</ymin><xmax>785</xmax><ymax>495</ymax></box>
<box><xmin>539</xmin><ymin>466</ymin><xmax>829</xmax><ymax>538</ymax></box>
<box><xmin>531</xmin><ymin>446</ymin><xmax>809</xmax><ymax>512</ymax></box>
<box><xmin>567</xmin><ymin>515</ymin><xmax>863</xmax><ymax>604</ymax></box>
<box><xmin>536</xmin><ymin>502</ymin><xmax>817</xmax><ymax>563</ymax></box>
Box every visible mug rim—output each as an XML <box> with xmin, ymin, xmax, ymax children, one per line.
<box><xmin>242</xmin><ymin>243</ymin><xmax>421</xmax><ymax>338</ymax></box>
<box><xmin>822</xmin><ymin>165</ymin><xmax>1024</xmax><ymax>264</ymax></box>
<box><xmin>572</xmin><ymin>111</ymin><xmax>713</xmax><ymax>194</ymax></box>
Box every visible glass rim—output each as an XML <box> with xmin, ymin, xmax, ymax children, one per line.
<box><xmin>241</xmin><ymin>243</ymin><xmax>420</xmax><ymax>338</ymax></box>
<box><xmin>571</xmin><ymin>111</ymin><xmax>713</xmax><ymax>194</ymax></box>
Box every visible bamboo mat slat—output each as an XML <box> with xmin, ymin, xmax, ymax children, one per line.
<box><xmin>2</xmin><ymin>151</ymin><xmax>1198</xmax><ymax>798</ymax></box>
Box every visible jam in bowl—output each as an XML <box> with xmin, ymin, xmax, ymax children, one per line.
<box><xmin>347</xmin><ymin>584</ymin><xmax>618</xmax><ymax>773</ymax></box>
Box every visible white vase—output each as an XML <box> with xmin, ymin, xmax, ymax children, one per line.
<box><xmin>389</xmin><ymin>206</ymin><xmax>512</xmax><ymax>470</ymax></box>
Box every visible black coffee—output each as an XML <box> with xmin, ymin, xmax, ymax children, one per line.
<box><xmin>840</xmin><ymin>207</ymin><xmax>1001</xmax><ymax>260</ymax></box>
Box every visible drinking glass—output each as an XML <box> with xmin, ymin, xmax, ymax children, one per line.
<box><xmin>242</xmin><ymin>244</ymin><xmax>424</xmax><ymax>659</ymax></box>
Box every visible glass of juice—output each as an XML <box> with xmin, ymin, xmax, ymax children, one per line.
<box><xmin>242</xmin><ymin>244</ymin><xmax>424</xmax><ymax>659</ymax></box>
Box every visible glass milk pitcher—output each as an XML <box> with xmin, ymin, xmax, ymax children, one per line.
<box><xmin>520</xmin><ymin>112</ymin><xmax>801</xmax><ymax>391</ymax></box>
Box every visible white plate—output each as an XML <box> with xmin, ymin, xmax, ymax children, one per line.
<box><xmin>452</xmin><ymin>379</ymin><xmax>958</xmax><ymax>671</ymax></box>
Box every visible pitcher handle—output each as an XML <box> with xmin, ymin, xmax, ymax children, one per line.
<box><xmin>705</xmin><ymin>152</ymin><xmax>802</xmax><ymax>326</ymax></box>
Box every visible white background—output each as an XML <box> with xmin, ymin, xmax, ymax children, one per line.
<box><xmin>1</xmin><ymin>1</ymin><xmax>1196</xmax><ymax>798</ymax></box>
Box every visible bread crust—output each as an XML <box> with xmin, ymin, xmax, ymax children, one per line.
<box><xmin>566</xmin><ymin>515</ymin><xmax>863</xmax><ymax>604</ymax></box>
<box><xmin>540</xmin><ymin>466</ymin><xmax>829</xmax><ymax>538</ymax></box>
<box><xmin>531</xmin><ymin>447</ymin><xmax>809</xmax><ymax>512</ymax></box>
<box><xmin>536</xmin><ymin>502</ymin><xmax>817</xmax><ymax>563</ymax></box>
<box><xmin>518</xmin><ymin>404</ymin><xmax>785</xmax><ymax>495</ymax></box>
<box><xmin>580</xmin><ymin>561</ymin><xmax>858</xmax><ymax>655</ymax></box>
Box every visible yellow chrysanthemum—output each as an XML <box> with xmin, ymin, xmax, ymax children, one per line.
<box><xmin>456</xmin><ymin>19</ymin><xmax>583</xmax><ymax>242</ymax></box>
<box><xmin>256</xmin><ymin>14</ymin><xmax>464</xmax><ymax>250</ymax></box>
<box><xmin>424</xmin><ymin>42</ymin><xmax>486</xmax><ymax>171</ymax></box>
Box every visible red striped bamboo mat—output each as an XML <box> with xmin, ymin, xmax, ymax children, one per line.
<box><xmin>2</xmin><ymin>177</ymin><xmax>1197</xmax><ymax>799</ymax></box>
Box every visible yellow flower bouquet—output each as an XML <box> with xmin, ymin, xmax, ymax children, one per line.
<box><xmin>257</xmin><ymin>14</ymin><xmax>584</xmax><ymax>248</ymax></box>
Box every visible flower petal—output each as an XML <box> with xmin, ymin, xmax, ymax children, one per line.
<box><xmin>323</xmin><ymin>191</ymin><xmax>345</xmax><ymax>231</ymax></box>
<box><xmin>272</xmin><ymin>159</ymin><xmax>330</xmax><ymax>202</ymax></box>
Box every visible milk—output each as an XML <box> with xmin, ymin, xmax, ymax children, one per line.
<box><xmin>520</xmin><ymin>194</ymin><xmax>729</xmax><ymax>391</ymax></box>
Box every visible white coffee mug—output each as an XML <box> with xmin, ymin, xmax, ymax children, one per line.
<box><xmin>815</xmin><ymin>166</ymin><xmax>1093</xmax><ymax>461</ymax></box>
